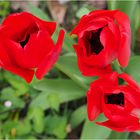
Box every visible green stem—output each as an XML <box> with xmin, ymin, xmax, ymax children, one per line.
<box><xmin>113</xmin><ymin>60</ymin><xmax>123</xmax><ymax>73</ymax></box>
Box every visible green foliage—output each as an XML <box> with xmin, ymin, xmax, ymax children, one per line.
<box><xmin>81</xmin><ymin>115</ymin><xmax>111</xmax><ymax>139</ymax></box>
<box><xmin>76</xmin><ymin>6</ymin><xmax>90</xmax><ymax>18</ymax></box>
<box><xmin>124</xmin><ymin>56</ymin><xmax>140</xmax><ymax>84</ymax></box>
<box><xmin>0</xmin><ymin>1</ymin><xmax>10</xmax><ymax>18</ymax></box>
<box><xmin>45</xmin><ymin>115</ymin><xmax>67</xmax><ymax>138</ymax></box>
<box><xmin>31</xmin><ymin>79</ymin><xmax>86</xmax><ymax>110</ymax></box>
<box><xmin>27</xmin><ymin>107</ymin><xmax>44</xmax><ymax>133</ymax></box>
<box><xmin>109</xmin><ymin>131</ymin><xmax>129</xmax><ymax>139</ymax></box>
<box><xmin>70</xmin><ymin>105</ymin><xmax>86</xmax><ymax>129</ymax></box>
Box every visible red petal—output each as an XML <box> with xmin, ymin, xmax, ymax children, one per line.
<box><xmin>1</xmin><ymin>12</ymin><xmax>38</xmax><ymax>41</ymax></box>
<box><xmin>96</xmin><ymin>116</ymin><xmax>140</xmax><ymax>132</ymax></box>
<box><xmin>115</xmin><ymin>11</ymin><xmax>131</xmax><ymax>67</ymax></box>
<box><xmin>100</xmin><ymin>26</ymin><xmax>118</xmax><ymax>64</ymax></box>
<box><xmin>87</xmin><ymin>87</ymin><xmax>102</xmax><ymax>121</ymax></box>
<box><xmin>0</xmin><ymin>40</ymin><xmax>34</xmax><ymax>83</ymax></box>
<box><xmin>89</xmin><ymin>10</ymin><xmax>119</xmax><ymax>19</ymax></box>
<box><xmin>71</xmin><ymin>10</ymin><xmax>118</xmax><ymax>35</ymax></box>
<box><xmin>23</xmin><ymin>30</ymin><xmax>54</xmax><ymax>68</ymax></box>
<box><xmin>36</xmin><ymin>29</ymin><xmax>65</xmax><ymax>79</ymax></box>
<box><xmin>37</xmin><ymin>20</ymin><xmax>56</xmax><ymax>36</ymax></box>
<box><xmin>74</xmin><ymin>45</ymin><xmax>112</xmax><ymax>76</ymax></box>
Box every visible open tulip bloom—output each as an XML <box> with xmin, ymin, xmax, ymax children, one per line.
<box><xmin>71</xmin><ymin>10</ymin><xmax>131</xmax><ymax>76</ymax></box>
<box><xmin>0</xmin><ymin>12</ymin><xmax>65</xmax><ymax>83</ymax></box>
<box><xmin>87</xmin><ymin>72</ymin><xmax>140</xmax><ymax>132</ymax></box>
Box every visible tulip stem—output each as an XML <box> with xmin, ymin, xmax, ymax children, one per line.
<box><xmin>113</xmin><ymin>60</ymin><xmax>123</xmax><ymax>73</ymax></box>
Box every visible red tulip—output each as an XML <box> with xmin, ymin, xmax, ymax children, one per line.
<box><xmin>71</xmin><ymin>10</ymin><xmax>131</xmax><ymax>76</ymax></box>
<box><xmin>87</xmin><ymin>72</ymin><xmax>140</xmax><ymax>132</ymax></box>
<box><xmin>0</xmin><ymin>12</ymin><xmax>65</xmax><ymax>83</ymax></box>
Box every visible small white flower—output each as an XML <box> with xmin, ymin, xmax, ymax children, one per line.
<box><xmin>4</xmin><ymin>101</ymin><xmax>12</xmax><ymax>107</ymax></box>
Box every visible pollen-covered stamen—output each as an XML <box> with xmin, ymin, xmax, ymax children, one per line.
<box><xmin>20</xmin><ymin>34</ymin><xmax>30</xmax><ymax>48</ymax></box>
<box><xmin>88</xmin><ymin>28</ymin><xmax>104</xmax><ymax>55</ymax></box>
<box><xmin>105</xmin><ymin>92</ymin><xmax>125</xmax><ymax>107</ymax></box>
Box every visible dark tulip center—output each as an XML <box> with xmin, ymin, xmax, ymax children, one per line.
<box><xmin>20</xmin><ymin>34</ymin><xmax>30</xmax><ymax>48</ymax></box>
<box><xmin>88</xmin><ymin>28</ymin><xmax>104</xmax><ymax>55</ymax></box>
<box><xmin>105</xmin><ymin>92</ymin><xmax>124</xmax><ymax>107</ymax></box>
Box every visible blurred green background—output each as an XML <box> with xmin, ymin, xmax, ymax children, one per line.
<box><xmin>0</xmin><ymin>0</ymin><xmax>140</xmax><ymax>139</ymax></box>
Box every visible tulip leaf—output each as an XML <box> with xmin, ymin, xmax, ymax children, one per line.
<box><xmin>47</xmin><ymin>94</ymin><xmax>60</xmax><ymax>111</ymax></box>
<box><xmin>31</xmin><ymin>79</ymin><xmax>86</xmax><ymax>110</ymax></box>
<box><xmin>136</xmin><ymin>131</ymin><xmax>140</xmax><ymax>135</ymax></box>
<box><xmin>124</xmin><ymin>56</ymin><xmax>140</xmax><ymax>84</ymax></box>
<box><xmin>2</xmin><ymin>121</ymin><xmax>18</xmax><ymax>136</ymax></box>
<box><xmin>45</xmin><ymin>115</ymin><xmax>67</xmax><ymax>139</ymax></box>
<box><xmin>28</xmin><ymin>4</ymin><xmax>50</xmax><ymax>20</ymax></box>
<box><xmin>55</xmin><ymin>55</ymin><xmax>95</xmax><ymax>90</ymax></box>
<box><xmin>107</xmin><ymin>0</ymin><xmax>137</xmax><ymax>20</ymax></box>
<box><xmin>16</xmin><ymin>119</ymin><xmax>31</xmax><ymax>136</ymax></box>
<box><xmin>1</xmin><ymin>87</ymin><xmax>25</xmax><ymax>109</ymax></box>
<box><xmin>27</xmin><ymin>107</ymin><xmax>44</xmax><ymax>133</ymax></box>
<box><xmin>3</xmin><ymin>71</ymin><xmax>29</xmax><ymax>96</ymax></box>
<box><xmin>108</xmin><ymin>131</ymin><xmax>129</xmax><ymax>139</ymax></box>
<box><xmin>81</xmin><ymin>115</ymin><xmax>111</xmax><ymax>139</ymax></box>
<box><xmin>76</xmin><ymin>7</ymin><xmax>90</xmax><ymax>18</ymax></box>
<box><xmin>70</xmin><ymin>105</ymin><xmax>86</xmax><ymax>129</ymax></box>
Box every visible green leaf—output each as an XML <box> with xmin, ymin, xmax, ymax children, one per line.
<box><xmin>55</xmin><ymin>55</ymin><xmax>94</xmax><ymax>90</ymax></box>
<box><xmin>45</xmin><ymin>115</ymin><xmax>67</xmax><ymax>138</ymax></box>
<box><xmin>3</xmin><ymin>71</ymin><xmax>29</xmax><ymax>96</ymax></box>
<box><xmin>16</xmin><ymin>120</ymin><xmax>31</xmax><ymax>136</ymax></box>
<box><xmin>31</xmin><ymin>79</ymin><xmax>86</xmax><ymax>110</ymax></box>
<box><xmin>76</xmin><ymin>7</ymin><xmax>90</xmax><ymax>18</ymax></box>
<box><xmin>29</xmin><ymin>92</ymin><xmax>49</xmax><ymax>110</ymax></box>
<box><xmin>27</xmin><ymin>107</ymin><xmax>44</xmax><ymax>133</ymax></box>
<box><xmin>47</xmin><ymin>94</ymin><xmax>60</xmax><ymax>111</ymax></box>
<box><xmin>124</xmin><ymin>56</ymin><xmax>140</xmax><ymax>84</ymax></box>
<box><xmin>28</xmin><ymin>4</ymin><xmax>50</xmax><ymax>20</ymax></box>
<box><xmin>81</xmin><ymin>115</ymin><xmax>111</xmax><ymax>139</ymax></box>
<box><xmin>107</xmin><ymin>0</ymin><xmax>137</xmax><ymax>20</ymax></box>
<box><xmin>1</xmin><ymin>87</ymin><xmax>25</xmax><ymax>109</ymax></box>
<box><xmin>136</xmin><ymin>130</ymin><xmax>140</xmax><ymax>135</ymax></box>
<box><xmin>70</xmin><ymin>105</ymin><xmax>86</xmax><ymax>129</ymax></box>
<box><xmin>108</xmin><ymin>131</ymin><xmax>129</xmax><ymax>139</ymax></box>
<box><xmin>2</xmin><ymin>121</ymin><xmax>18</xmax><ymax>135</ymax></box>
<box><xmin>134</xmin><ymin>4</ymin><xmax>140</xmax><ymax>31</ymax></box>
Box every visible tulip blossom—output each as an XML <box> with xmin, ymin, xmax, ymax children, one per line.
<box><xmin>71</xmin><ymin>10</ymin><xmax>131</xmax><ymax>76</ymax></box>
<box><xmin>0</xmin><ymin>12</ymin><xmax>65</xmax><ymax>83</ymax></box>
<box><xmin>87</xmin><ymin>72</ymin><xmax>140</xmax><ymax>132</ymax></box>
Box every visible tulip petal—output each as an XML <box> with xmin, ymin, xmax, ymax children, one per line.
<box><xmin>73</xmin><ymin>44</ymin><xmax>112</xmax><ymax>76</ymax></box>
<box><xmin>0</xmin><ymin>40</ymin><xmax>34</xmax><ymax>83</ymax></box>
<box><xmin>1</xmin><ymin>12</ymin><xmax>38</xmax><ymax>41</ymax></box>
<box><xmin>71</xmin><ymin>10</ymin><xmax>118</xmax><ymax>35</ymax></box>
<box><xmin>87</xmin><ymin>88</ymin><xmax>102</xmax><ymax>121</ymax></box>
<box><xmin>115</xmin><ymin>11</ymin><xmax>131</xmax><ymax>67</ymax></box>
<box><xmin>23</xmin><ymin>30</ymin><xmax>55</xmax><ymax>68</ymax></box>
<box><xmin>100</xmin><ymin>26</ymin><xmax>118</xmax><ymax>63</ymax></box>
<box><xmin>36</xmin><ymin>29</ymin><xmax>65</xmax><ymax>79</ymax></box>
<box><xmin>96</xmin><ymin>116</ymin><xmax>140</xmax><ymax>132</ymax></box>
<box><xmin>38</xmin><ymin>20</ymin><xmax>56</xmax><ymax>36</ymax></box>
